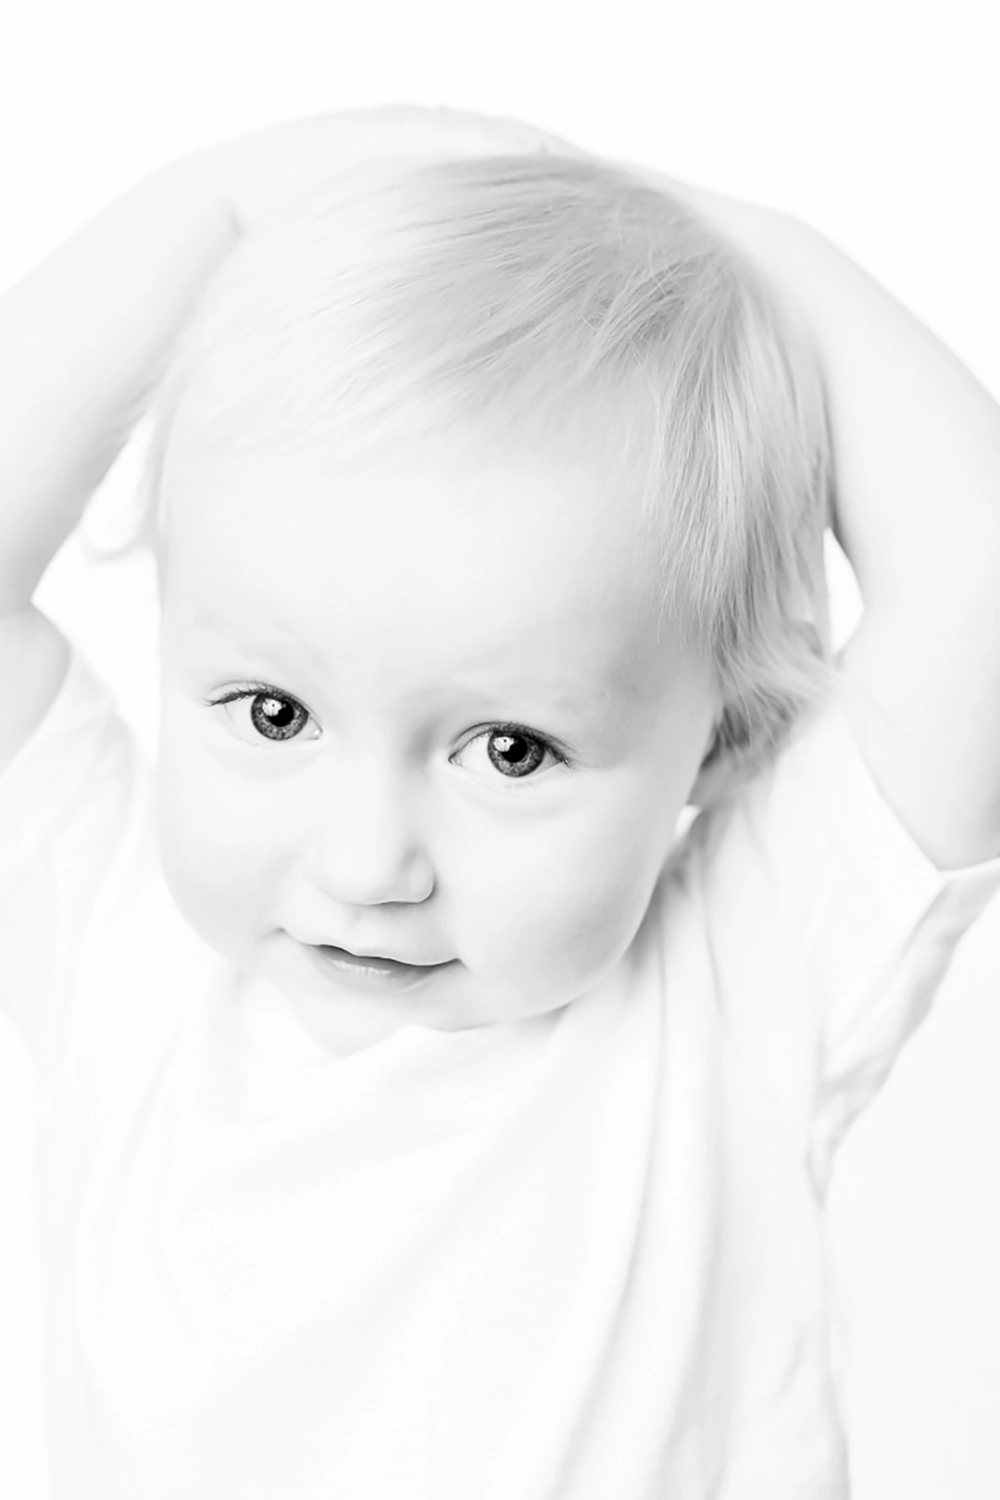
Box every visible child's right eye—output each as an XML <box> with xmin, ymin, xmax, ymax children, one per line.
<box><xmin>206</xmin><ymin>685</ymin><xmax>320</xmax><ymax>745</ymax></box>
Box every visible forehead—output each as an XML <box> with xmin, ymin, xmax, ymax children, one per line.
<box><xmin>160</xmin><ymin>440</ymin><xmax>689</xmax><ymax>698</ymax></box>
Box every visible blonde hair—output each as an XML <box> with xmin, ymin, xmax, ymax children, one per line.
<box><xmin>137</xmin><ymin>153</ymin><xmax>834</xmax><ymax>771</ymax></box>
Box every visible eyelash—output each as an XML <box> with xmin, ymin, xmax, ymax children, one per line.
<box><xmin>204</xmin><ymin>682</ymin><xmax>317</xmax><ymax>744</ymax></box>
<box><xmin>208</xmin><ymin>682</ymin><xmax>293</xmax><ymax>709</ymax></box>
<box><xmin>203</xmin><ymin>683</ymin><xmax>572</xmax><ymax>777</ymax></box>
<box><xmin>454</xmin><ymin>724</ymin><xmax>571</xmax><ymax>780</ymax></box>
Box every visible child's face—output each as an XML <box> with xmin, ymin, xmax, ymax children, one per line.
<box><xmin>156</xmin><ymin>437</ymin><xmax>717</xmax><ymax>1054</ymax></box>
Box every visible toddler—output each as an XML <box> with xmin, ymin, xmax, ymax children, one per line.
<box><xmin>1</xmin><ymin>106</ymin><xmax>998</xmax><ymax>1499</ymax></box>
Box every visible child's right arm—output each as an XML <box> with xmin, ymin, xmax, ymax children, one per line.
<box><xmin>0</xmin><ymin>106</ymin><xmax>571</xmax><ymax>775</ymax></box>
<box><xmin>0</xmin><ymin>164</ymin><xmax>236</xmax><ymax>768</ymax></box>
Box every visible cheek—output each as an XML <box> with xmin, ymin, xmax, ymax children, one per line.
<box><xmin>153</xmin><ymin>736</ymin><xmax>282</xmax><ymax>949</ymax></box>
<box><xmin>519</xmin><ymin>853</ymin><xmax>648</xmax><ymax>980</ymax></box>
<box><xmin>450</xmin><ymin>777</ymin><xmax>678</xmax><ymax>984</ymax></box>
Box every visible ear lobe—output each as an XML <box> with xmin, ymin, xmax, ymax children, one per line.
<box><xmin>688</xmin><ymin>731</ymin><xmax>741</xmax><ymax>810</ymax></box>
<box><xmin>689</xmin><ymin>756</ymin><xmax>729</xmax><ymax>809</ymax></box>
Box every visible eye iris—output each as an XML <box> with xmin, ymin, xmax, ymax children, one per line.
<box><xmin>486</xmin><ymin>728</ymin><xmax>545</xmax><ymax>778</ymax></box>
<box><xmin>250</xmin><ymin>693</ymin><xmax>307</xmax><ymax>741</ymax></box>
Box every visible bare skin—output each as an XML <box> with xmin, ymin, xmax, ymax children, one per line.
<box><xmin>157</xmin><ymin>440</ymin><xmax>716</xmax><ymax>1054</ymax></box>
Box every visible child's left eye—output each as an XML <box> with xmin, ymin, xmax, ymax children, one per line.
<box><xmin>451</xmin><ymin>725</ymin><xmax>564</xmax><ymax>781</ymax></box>
<box><xmin>207</xmin><ymin>686</ymin><xmax>319</xmax><ymax>744</ymax></box>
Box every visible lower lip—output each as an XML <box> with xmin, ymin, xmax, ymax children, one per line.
<box><xmin>303</xmin><ymin>944</ymin><xmax>454</xmax><ymax>995</ymax></box>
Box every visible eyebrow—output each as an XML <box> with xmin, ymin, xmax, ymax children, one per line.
<box><xmin>179</xmin><ymin>616</ymin><xmax>624</xmax><ymax>731</ymax></box>
<box><xmin>181</xmin><ymin>617</ymin><xmax>332</xmax><ymax>671</ymax></box>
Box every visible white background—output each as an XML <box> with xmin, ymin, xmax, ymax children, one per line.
<box><xmin>1</xmin><ymin>1</ymin><xmax>998</xmax><ymax>1495</ymax></box>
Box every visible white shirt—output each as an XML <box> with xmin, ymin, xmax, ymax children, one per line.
<box><xmin>2</xmin><ymin>647</ymin><xmax>998</xmax><ymax>1500</ymax></box>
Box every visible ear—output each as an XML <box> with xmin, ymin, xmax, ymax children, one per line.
<box><xmin>687</xmin><ymin>730</ymin><xmax>743</xmax><ymax>810</ymax></box>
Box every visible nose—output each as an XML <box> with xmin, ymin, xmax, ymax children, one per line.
<box><xmin>300</xmin><ymin>756</ymin><xmax>435</xmax><ymax>908</ymax></box>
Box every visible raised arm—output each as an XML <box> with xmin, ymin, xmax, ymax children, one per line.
<box><xmin>0</xmin><ymin>169</ymin><xmax>236</xmax><ymax>615</ymax></box>
<box><xmin>0</xmin><ymin>163</ymin><xmax>237</xmax><ymax>763</ymax></box>
<box><xmin>629</xmin><ymin>169</ymin><xmax>1000</xmax><ymax>870</ymax></box>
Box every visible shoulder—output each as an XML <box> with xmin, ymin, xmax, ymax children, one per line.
<box><xmin>640</xmin><ymin>696</ymin><xmax>999</xmax><ymax>1174</ymax></box>
<box><xmin>667</xmin><ymin>688</ymin><xmax>998</xmax><ymax>1075</ymax></box>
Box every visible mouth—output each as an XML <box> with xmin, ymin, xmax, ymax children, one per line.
<box><xmin>299</xmin><ymin>941</ymin><xmax>457</xmax><ymax>994</ymax></box>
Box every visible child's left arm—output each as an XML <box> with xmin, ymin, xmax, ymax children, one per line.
<box><xmin>641</xmin><ymin>176</ymin><xmax>1000</xmax><ymax>870</ymax></box>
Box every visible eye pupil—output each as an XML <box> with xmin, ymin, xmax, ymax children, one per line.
<box><xmin>486</xmin><ymin>728</ymin><xmax>545</xmax><ymax>778</ymax></box>
<box><xmin>250</xmin><ymin>692</ymin><xmax>307</xmax><ymax>741</ymax></box>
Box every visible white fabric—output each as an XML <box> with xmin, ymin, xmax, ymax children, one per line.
<box><xmin>2</xmin><ymin>646</ymin><xmax>998</xmax><ymax>1500</ymax></box>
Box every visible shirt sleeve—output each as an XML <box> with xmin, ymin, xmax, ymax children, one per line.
<box><xmin>0</xmin><ymin>644</ymin><xmax>145</xmax><ymax>1064</ymax></box>
<box><xmin>683</xmin><ymin>690</ymin><xmax>1000</xmax><ymax>1195</ymax></box>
